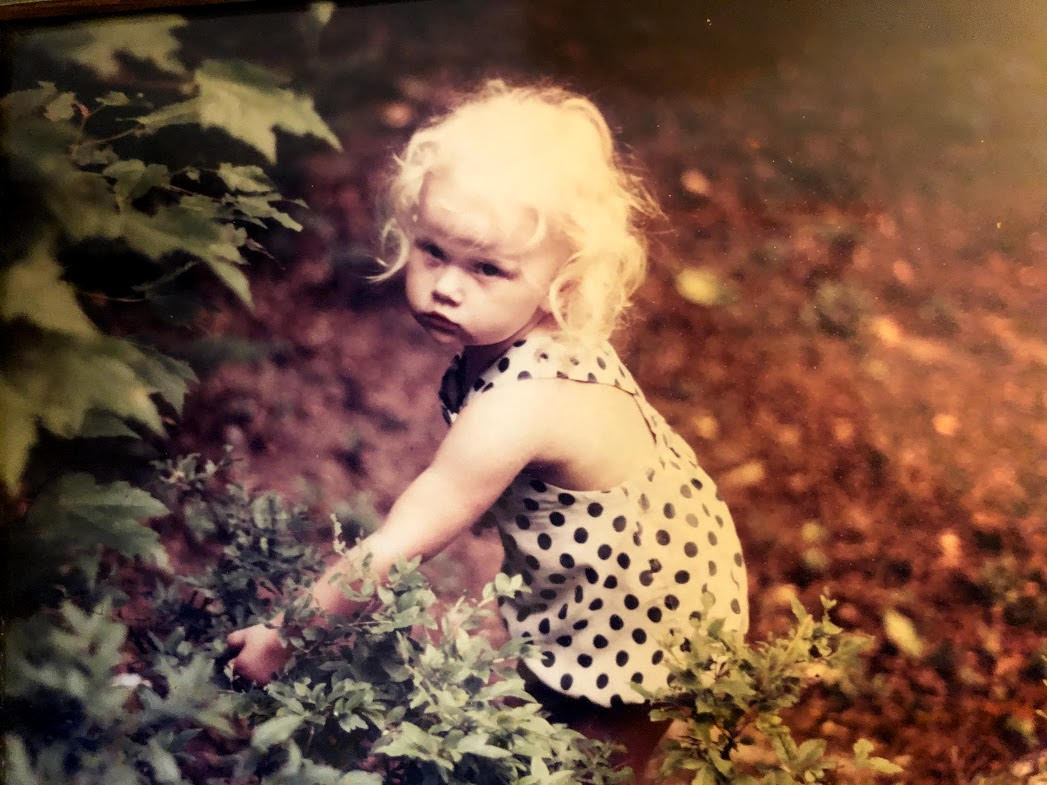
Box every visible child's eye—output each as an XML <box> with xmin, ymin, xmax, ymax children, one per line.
<box><xmin>475</xmin><ymin>261</ymin><xmax>504</xmax><ymax>278</ymax></box>
<box><xmin>416</xmin><ymin>240</ymin><xmax>446</xmax><ymax>261</ymax></box>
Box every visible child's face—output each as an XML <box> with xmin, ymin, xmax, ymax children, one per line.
<box><xmin>404</xmin><ymin>172</ymin><xmax>567</xmax><ymax>351</ymax></box>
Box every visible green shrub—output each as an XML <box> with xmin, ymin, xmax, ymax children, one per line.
<box><xmin>644</xmin><ymin>595</ymin><xmax>902</xmax><ymax>784</ymax></box>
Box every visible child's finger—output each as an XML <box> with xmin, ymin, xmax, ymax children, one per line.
<box><xmin>226</xmin><ymin>629</ymin><xmax>245</xmax><ymax>649</ymax></box>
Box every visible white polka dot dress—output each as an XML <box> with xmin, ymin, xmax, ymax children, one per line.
<box><xmin>439</xmin><ymin>335</ymin><xmax>749</xmax><ymax>708</ymax></box>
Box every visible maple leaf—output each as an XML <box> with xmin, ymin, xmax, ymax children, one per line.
<box><xmin>137</xmin><ymin>59</ymin><xmax>341</xmax><ymax>162</ymax></box>
<box><xmin>24</xmin><ymin>15</ymin><xmax>188</xmax><ymax>79</ymax></box>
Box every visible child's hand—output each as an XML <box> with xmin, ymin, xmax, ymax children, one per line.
<box><xmin>226</xmin><ymin>623</ymin><xmax>290</xmax><ymax>684</ymax></box>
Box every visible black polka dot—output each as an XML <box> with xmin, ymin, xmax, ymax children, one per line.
<box><xmin>574</xmin><ymin>528</ymin><xmax>589</xmax><ymax>544</ymax></box>
<box><xmin>597</xmin><ymin>544</ymin><xmax>612</xmax><ymax>560</ymax></box>
<box><xmin>734</xmin><ymin>553</ymin><xmax>743</xmax><ymax>566</ymax></box>
<box><xmin>526</xmin><ymin>556</ymin><xmax>541</xmax><ymax>571</ymax></box>
<box><xmin>522</xmin><ymin>572</ymin><xmax>533</xmax><ymax>585</ymax></box>
<box><xmin>664</xmin><ymin>594</ymin><xmax>680</xmax><ymax>610</ymax></box>
<box><xmin>556</xmin><ymin>635</ymin><xmax>572</xmax><ymax>647</ymax></box>
<box><xmin>624</xmin><ymin>594</ymin><xmax>639</xmax><ymax>610</ymax></box>
<box><xmin>530</xmin><ymin>479</ymin><xmax>547</xmax><ymax>493</ymax></box>
<box><xmin>572</xmin><ymin>619</ymin><xmax>588</xmax><ymax>631</ymax></box>
<box><xmin>639</xmin><ymin>571</ymin><xmax>653</xmax><ymax>586</ymax></box>
<box><xmin>663</xmin><ymin>503</ymin><xmax>675</xmax><ymax>519</ymax></box>
<box><xmin>472</xmin><ymin>378</ymin><xmax>485</xmax><ymax>391</ymax></box>
<box><xmin>656</xmin><ymin>529</ymin><xmax>671</xmax><ymax>546</ymax></box>
<box><xmin>587</xmin><ymin>502</ymin><xmax>603</xmax><ymax>517</ymax></box>
<box><xmin>593</xmin><ymin>634</ymin><xmax>608</xmax><ymax>649</ymax></box>
<box><xmin>690</xmin><ymin>478</ymin><xmax>703</xmax><ymax>490</ymax></box>
<box><xmin>609</xmin><ymin>614</ymin><xmax>624</xmax><ymax>630</ymax></box>
<box><xmin>550</xmin><ymin>511</ymin><xmax>565</xmax><ymax>526</ymax></box>
<box><xmin>596</xmin><ymin>673</ymin><xmax>609</xmax><ymax>688</ymax></box>
<box><xmin>650</xmin><ymin>558</ymin><xmax>663</xmax><ymax>573</ymax></box>
<box><xmin>574</xmin><ymin>585</ymin><xmax>584</xmax><ymax>603</ymax></box>
<box><xmin>541</xmin><ymin>651</ymin><xmax>555</xmax><ymax>667</ymax></box>
<box><xmin>612</xmin><ymin>515</ymin><xmax>627</xmax><ymax>532</ymax></box>
<box><xmin>651</xmin><ymin>650</ymin><xmax>664</xmax><ymax>665</ymax></box>
<box><xmin>497</xmin><ymin>357</ymin><xmax>510</xmax><ymax>372</ymax></box>
<box><xmin>481</xmin><ymin>383</ymin><xmax>493</xmax><ymax>392</ymax></box>
<box><xmin>585</xmin><ymin>567</ymin><xmax>599</xmax><ymax>584</ymax></box>
<box><xmin>615</xmin><ymin>651</ymin><xmax>629</xmax><ymax>667</ymax></box>
<box><xmin>646</xmin><ymin>469</ymin><xmax>655</xmax><ymax>482</ymax></box>
<box><xmin>603</xmin><ymin>575</ymin><xmax>618</xmax><ymax>589</ymax></box>
<box><xmin>680</xmin><ymin>484</ymin><xmax>693</xmax><ymax>498</ymax></box>
<box><xmin>647</xmin><ymin>607</ymin><xmax>663</xmax><ymax>623</ymax></box>
<box><xmin>589</xmin><ymin>598</ymin><xmax>603</xmax><ymax>611</ymax></box>
<box><xmin>538</xmin><ymin>619</ymin><xmax>550</xmax><ymax>634</ymax></box>
<box><xmin>560</xmin><ymin>674</ymin><xmax>573</xmax><ymax>691</ymax></box>
<box><xmin>516</xmin><ymin>514</ymin><xmax>531</xmax><ymax>529</ymax></box>
<box><xmin>558</xmin><ymin>493</ymin><xmax>575</xmax><ymax>506</ymax></box>
<box><xmin>513</xmin><ymin>339</ymin><xmax>527</xmax><ymax>347</ymax></box>
<box><xmin>560</xmin><ymin>554</ymin><xmax>575</xmax><ymax>569</ymax></box>
<box><xmin>539</xmin><ymin>588</ymin><xmax>556</xmax><ymax>600</ymax></box>
<box><xmin>523</xmin><ymin>498</ymin><xmax>539</xmax><ymax>511</ymax></box>
<box><xmin>731</xmin><ymin>599</ymin><xmax>742</xmax><ymax>614</ymax></box>
<box><xmin>633</xmin><ymin>531</ymin><xmax>642</xmax><ymax>547</ymax></box>
<box><xmin>577</xmin><ymin>653</ymin><xmax>593</xmax><ymax>667</ymax></box>
<box><xmin>675</xmin><ymin>570</ymin><xmax>690</xmax><ymax>584</ymax></box>
<box><xmin>631</xmin><ymin>672</ymin><xmax>644</xmax><ymax>684</ymax></box>
<box><xmin>597</xmin><ymin>357</ymin><xmax>607</xmax><ymax>369</ymax></box>
<box><xmin>610</xmin><ymin>694</ymin><xmax>624</xmax><ymax>708</ymax></box>
<box><xmin>549</xmin><ymin>573</ymin><xmax>566</xmax><ymax>584</ymax></box>
<box><xmin>617</xmin><ymin>553</ymin><xmax>630</xmax><ymax>569</ymax></box>
<box><xmin>708</xmin><ymin>561</ymin><xmax>718</xmax><ymax>576</ymax></box>
<box><xmin>537</xmin><ymin>533</ymin><xmax>552</xmax><ymax>550</ymax></box>
<box><xmin>632</xmin><ymin>628</ymin><xmax>647</xmax><ymax>644</ymax></box>
<box><xmin>517</xmin><ymin>371</ymin><xmax>532</xmax><ymax>380</ymax></box>
<box><xmin>708</xmin><ymin>532</ymin><xmax>718</xmax><ymax>546</ymax></box>
<box><xmin>684</xmin><ymin>542</ymin><xmax>698</xmax><ymax>558</ymax></box>
<box><xmin>689</xmin><ymin>611</ymin><xmax>702</xmax><ymax>623</ymax></box>
<box><xmin>570</xmin><ymin>356</ymin><xmax>580</xmax><ymax>365</ymax></box>
<box><xmin>715</xmin><ymin>515</ymin><xmax>724</xmax><ymax>527</ymax></box>
<box><xmin>639</xmin><ymin>494</ymin><xmax>650</xmax><ymax>511</ymax></box>
<box><xmin>685</xmin><ymin>513</ymin><xmax>699</xmax><ymax>527</ymax></box>
<box><xmin>586</xmin><ymin>372</ymin><xmax>597</xmax><ymax>382</ymax></box>
<box><xmin>516</xmin><ymin>608</ymin><xmax>530</xmax><ymax>622</ymax></box>
<box><xmin>558</xmin><ymin>604</ymin><xmax>569</xmax><ymax>620</ymax></box>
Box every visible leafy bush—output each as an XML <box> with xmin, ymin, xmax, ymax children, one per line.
<box><xmin>644</xmin><ymin>596</ymin><xmax>902</xmax><ymax>784</ymax></box>
<box><xmin>1</xmin><ymin>12</ymin><xmax>338</xmax><ymax>497</ymax></box>
<box><xmin>4</xmin><ymin>453</ymin><xmax>626</xmax><ymax>785</ymax></box>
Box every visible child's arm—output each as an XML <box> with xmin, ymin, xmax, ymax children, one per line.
<box><xmin>227</xmin><ymin>382</ymin><xmax>553</xmax><ymax>682</ymax></box>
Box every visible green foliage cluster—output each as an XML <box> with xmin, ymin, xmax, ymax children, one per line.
<box><xmin>645</xmin><ymin>596</ymin><xmax>902</xmax><ymax>785</ymax></box>
<box><xmin>5</xmin><ymin>453</ymin><xmax>627</xmax><ymax>785</ymax></box>
<box><xmin>0</xmin><ymin>13</ymin><xmax>338</xmax><ymax>494</ymax></box>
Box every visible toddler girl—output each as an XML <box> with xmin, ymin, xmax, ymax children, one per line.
<box><xmin>229</xmin><ymin>80</ymin><xmax>749</xmax><ymax>779</ymax></box>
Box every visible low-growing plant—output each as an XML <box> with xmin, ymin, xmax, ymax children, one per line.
<box><xmin>643</xmin><ymin>595</ymin><xmax>902</xmax><ymax>784</ymax></box>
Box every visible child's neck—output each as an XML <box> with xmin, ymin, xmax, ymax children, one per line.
<box><xmin>460</xmin><ymin>321</ymin><xmax>556</xmax><ymax>379</ymax></box>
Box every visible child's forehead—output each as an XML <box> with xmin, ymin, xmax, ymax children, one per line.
<box><xmin>416</xmin><ymin>170</ymin><xmax>545</xmax><ymax>254</ymax></box>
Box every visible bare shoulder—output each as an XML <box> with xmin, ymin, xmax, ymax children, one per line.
<box><xmin>452</xmin><ymin>377</ymin><xmax>656</xmax><ymax>490</ymax></box>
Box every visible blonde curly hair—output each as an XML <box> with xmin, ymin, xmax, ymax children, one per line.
<box><xmin>376</xmin><ymin>80</ymin><xmax>659</xmax><ymax>341</ymax></box>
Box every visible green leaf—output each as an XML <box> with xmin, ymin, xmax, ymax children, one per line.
<box><xmin>4</xmin><ymin>332</ymin><xmax>165</xmax><ymax>438</ymax></box>
<box><xmin>0</xmin><ymin>381</ymin><xmax>37</xmax><ymax>492</ymax></box>
<box><xmin>217</xmin><ymin>163</ymin><xmax>274</xmax><ymax>193</ymax></box>
<box><xmin>251</xmin><ymin>713</ymin><xmax>305</xmax><ymax>750</ymax></box>
<box><xmin>24</xmin><ymin>473</ymin><xmax>169</xmax><ymax>567</ymax></box>
<box><xmin>25</xmin><ymin>15</ymin><xmax>188</xmax><ymax>78</ymax></box>
<box><xmin>207</xmin><ymin>260</ymin><xmax>253</xmax><ymax>305</ymax></box>
<box><xmin>1</xmin><ymin>240</ymin><xmax>99</xmax><ymax>338</ymax></box>
<box><xmin>339</xmin><ymin>772</ymin><xmax>382</xmax><ymax>785</ymax></box>
<box><xmin>103</xmin><ymin>159</ymin><xmax>171</xmax><ymax>203</ymax></box>
<box><xmin>137</xmin><ymin>59</ymin><xmax>340</xmax><ymax>162</ymax></box>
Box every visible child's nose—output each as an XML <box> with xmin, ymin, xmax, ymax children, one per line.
<box><xmin>432</xmin><ymin>265</ymin><xmax>465</xmax><ymax>304</ymax></box>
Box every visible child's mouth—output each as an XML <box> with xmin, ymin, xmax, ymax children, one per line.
<box><xmin>418</xmin><ymin>311</ymin><xmax>460</xmax><ymax>335</ymax></box>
